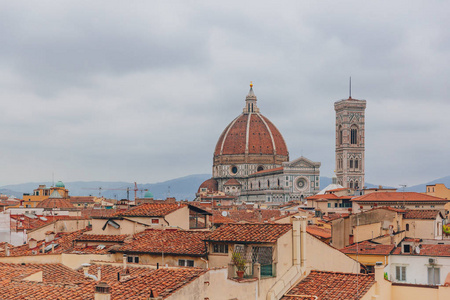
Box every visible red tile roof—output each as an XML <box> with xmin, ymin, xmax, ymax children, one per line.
<box><xmin>340</xmin><ymin>241</ymin><xmax>395</xmax><ymax>255</ymax></box>
<box><xmin>0</xmin><ymin>263</ymin><xmax>206</xmax><ymax>299</ymax></box>
<box><xmin>112</xmin><ymin>229</ymin><xmax>209</xmax><ymax>256</ymax></box>
<box><xmin>403</xmin><ymin>210</ymin><xmax>442</xmax><ymax>220</ymax></box>
<box><xmin>282</xmin><ymin>270</ymin><xmax>375</xmax><ymax>300</ymax></box>
<box><xmin>75</xmin><ymin>234</ymin><xmax>130</xmax><ymax>243</ymax></box>
<box><xmin>306</xmin><ymin>194</ymin><xmax>340</xmax><ymax>200</ymax></box>
<box><xmin>223</xmin><ymin>178</ymin><xmax>242</xmax><ymax>186</ymax></box>
<box><xmin>392</xmin><ymin>243</ymin><xmax>450</xmax><ymax>257</ymax></box>
<box><xmin>197</xmin><ymin>178</ymin><xmax>218</xmax><ymax>193</ymax></box>
<box><xmin>116</xmin><ymin>203</ymin><xmax>184</xmax><ymax>217</ymax></box>
<box><xmin>352</xmin><ymin>192</ymin><xmax>448</xmax><ymax>202</ymax></box>
<box><xmin>225</xmin><ymin>209</ymin><xmax>290</xmax><ymax>223</ymax></box>
<box><xmin>206</xmin><ymin>223</ymin><xmax>291</xmax><ymax>243</ymax></box>
<box><xmin>69</xmin><ymin>196</ymin><xmax>96</xmax><ymax>204</ymax></box>
<box><xmin>36</xmin><ymin>198</ymin><xmax>74</xmax><ymax>209</ymax></box>
<box><xmin>306</xmin><ymin>225</ymin><xmax>331</xmax><ymax>239</ymax></box>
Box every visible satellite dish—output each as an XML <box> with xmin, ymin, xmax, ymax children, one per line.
<box><xmin>221</xmin><ymin>211</ymin><xmax>228</xmax><ymax>217</ymax></box>
<box><xmin>415</xmin><ymin>246</ymin><xmax>420</xmax><ymax>254</ymax></box>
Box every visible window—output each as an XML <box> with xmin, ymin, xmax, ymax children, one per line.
<box><xmin>213</xmin><ymin>244</ymin><xmax>228</xmax><ymax>254</ymax></box>
<box><xmin>350</xmin><ymin>159</ymin><xmax>353</xmax><ymax>168</ymax></box>
<box><xmin>428</xmin><ymin>267</ymin><xmax>440</xmax><ymax>285</ymax></box>
<box><xmin>334</xmin><ymin>203</ymin><xmax>338</xmax><ymax>208</ymax></box>
<box><xmin>328</xmin><ymin>203</ymin><xmax>331</xmax><ymax>208</ymax></box>
<box><xmin>127</xmin><ymin>256</ymin><xmax>139</xmax><ymax>263</ymax></box>
<box><xmin>396</xmin><ymin>266</ymin><xmax>406</xmax><ymax>281</ymax></box>
<box><xmin>406</xmin><ymin>224</ymin><xmax>409</xmax><ymax>231</ymax></box>
<box><xmin>350</xmin><ymin>126</ymin><xmax>358</xmax><ymax>144</ymax></box>
<box><xmin>355</xmin><ymin>159</ymin><xmax>359</xmax><ymax>169</ymax></box>
<box><xmin>338</xmin><ymin>125</ymin><xmax>343</xmax><ymax>145</ymax></box>
<box><xmin>349</xmin><ymin>181</ymin><xmax>353</xmax><ymax>189</ymax></box>
<box><xmin>257</xmin><ymin>165</ymin><xmax>264</xmax><ymax>172</ymax></box>
<box><xmin>403</xmin><ymin>244</ymin><xmax>411</xmax><ymax>253</ymax></box>
<box><xmin>178</xmin><ymin>259</ymin><xmax>194</xmax><ymax>267</ymax></box>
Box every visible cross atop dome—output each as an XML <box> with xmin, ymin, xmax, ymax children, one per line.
<box><xmin>243</xmin><ymin>82</ymin><xmax>260</xmax><ymax>114</ymax></box>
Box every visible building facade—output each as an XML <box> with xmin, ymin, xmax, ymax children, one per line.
<box><xmin>198</xmin><ymin>84</ymin><xmax>320</xmax><ymax>203</ymax></box>
<box><xmin>335</xmin><ymin>97</ymin><xmax>366</xmax><ymax>190</ymax></box>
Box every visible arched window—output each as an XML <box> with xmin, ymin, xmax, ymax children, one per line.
<box><xmin>258</xmin><ymin>181</ymin><xmax>261</xmax><ymax>189</ymax></box>
<box><xmin>350</xmin><ymin>159</ymin><xmax>353</xmax><ymax>168</ymax></box>
<box><xmin>355</xmin><ymin>159</ymin><xmax>359</xmax><ymax>169</ymax></box>
<box><xmin>251</xmin><ymin>103</ymin><xmax>254</xmax><ymax>112</ymax></box>
<box><xmin>277</xmin><ymin>178</ymin><xmax>280</xmax><ymax>187</ymax></box>
<box><xmin>338</xmin><ymin>125</ymin><xmax>343</xmax><ymax>145</ymax></box>
<box><xmin>248</xmin><ymin>104</ymin><xmax>251</xmax><ymax>112</ymax></box>
<box><xmin>349</xmin><ymin>181</ymin><xmax>354</xmax><ymax>189</ymax></box>
<box><xmin>351</xmin><ymin>125</ymin><xmax>358</xmax><ymax>145</ymax></box>
<box><xmin>355</xmin><ymin>181</ymin><xmax>359</xmax><ymax>190</ymax></box>
<box><xmin>267</xmin><ymin>180</ymin><xmax>270</xmax><ymax>188</ymax></box>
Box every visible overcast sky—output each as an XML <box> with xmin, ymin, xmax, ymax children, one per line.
<box><xmin>0</xmin><ymin>1</ymin><xmax>449</xmax><ymax>188</ymax></box>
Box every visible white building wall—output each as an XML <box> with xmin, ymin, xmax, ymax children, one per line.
<box><xmin>389</xmin><ymin>255</ymin><xmax>450</xmax><ymax>285</ymax></box>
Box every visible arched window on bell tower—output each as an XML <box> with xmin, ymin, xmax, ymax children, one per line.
<box><xmin>338</xmin><ymin>125</ymin><xmax>343</xmax><ymax>145</ymax></box>
<box><xmin>350</xmin><ymin>125</ymin><xmax>358</xmax><ymax>145</ymax></box>
<box><xmin>349</xmin><ymin>181</ymin><xmax>354</xmax><ymax>189</ymax></box>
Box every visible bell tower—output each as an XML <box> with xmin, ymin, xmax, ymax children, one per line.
<box><xmin>334</xmin><ymin>96</ymin><xmax>366</xmax><ymax>190</ymax></box>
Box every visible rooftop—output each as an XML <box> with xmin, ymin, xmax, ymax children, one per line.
<box><xmin>206</xmin><ymin>223</ymin><xmax>291</xmax><ymax>244</ymax></box>
<box><xmin>403</xmin><ymin>210</ymin><xmax>442</xmax><ymax>220</ymax></box>
<box><xmin>115</xmin><ymin>203</ymin><xmax>185</xmax><ymax>218</ymax></box>
<box><xmin>352</xmin><ymin>192</ymin><xmax>448</xmax><ymax>203</ymax></box>
<box><xmin>340</xmin><ymin>241</ymin><xmax>395</xmax><ymax>255</ymax></box>
<box><xmin>282</xmin><ymin>270</ymin><xmax>375</xmax><ymax>300</ymax></box>
<box><xmin>112</xmin><ymin>229</ymin><xmax>209</xmax><ymax>256</ymax></box>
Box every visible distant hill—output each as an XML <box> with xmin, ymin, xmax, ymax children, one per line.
<box><xmin>1</xmin><ymin>174</ymin><xmax>448</xmax><ymax>201</ymax></box>
<box><xmin>405</xmin><ymin>175</ymin><xmax>450</xmax><ymax>193</ymax></box>
<box><xmin>0</xmin><ymin>174</ymin><xmax>212</xmax><ymax>201</ymax></box>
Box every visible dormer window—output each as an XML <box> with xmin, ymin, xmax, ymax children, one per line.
<box><xmin>403</xmin><ymin>244</ymin><xmax>411</xmax><ymax>254</ymax></box>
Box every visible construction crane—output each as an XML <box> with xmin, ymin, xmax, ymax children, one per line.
<box><xmin>82</xmin><ymin>182</ymin><xmax>148</xmax><ymax>200</ymax></box>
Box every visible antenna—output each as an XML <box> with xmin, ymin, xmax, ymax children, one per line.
<box><xmin>349</xmin><ymin>76</ymin><xmax>352</xmax><ymax>99</ymax></box>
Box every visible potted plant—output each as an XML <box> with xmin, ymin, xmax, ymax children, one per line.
<box><xmin>231</xmin><ymin>251</ymin><xmax>246</xmax><ymax>278</ymax></box>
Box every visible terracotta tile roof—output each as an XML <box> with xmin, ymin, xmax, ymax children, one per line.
<box><xmin>392</xmin><ymin>243</ymin><xmax>450</xmax><ymax>257</ymax></box>
<box><xmin>10</xmin><ymin>215</ymin><xmax>88</xmax><ymax>231</ymax></box>
<box><xmin>306</xmin><ymin>194</ymin><xmax>340</xmax><ymax>200</ymax></box>
<box><xmin>326</xmin><ymin>187</ymin><xmax>348</xmax><ymax>193</ymax></box>
<box><xmin>197</xmin><ymin>178</ymin><xmax>218</xmax><ymax>193</ymax></box>
<box><xmin>282</xmin><ymin>270</ymin><xmax>375</xmax><ymax>300</ymax></box>
<box><xmin>352</xmin><ymin>192</ymin><xmax>448</xmax><ymax>202</ymax></box>
<box><xmin>0</xmin><ymin>229</ymin><xmax>88</xmax><ymax>257</ymax></box>
<box><xmin>322</xmin><ymin>213</ymin><xmax>349</xmax><ymax>222</ymax></box>
<box><xmin>212</xmin><ymin>211</ymin><xmax>235</xmax><ymax>224</ymax></box>
<box><xmin>340</xmin><ymin>241</ymin><xmax>395</xmax><ymax>255</ymax></box>
<box><xmin>75</xmin><ymin>234</ymin><xmax>130</xmax><ymax>243</ymax></box>
<box><xmin>223</xmin><ymin>178</ymin><xmax>242</xmax><ymax>186</ymax></box>
<box><xmin>403</xmin><ymin>209</ymin><xmax>442</xmax><ymax>220</ymax></box>
<box><xmin>306</xmin><ymin>225</ymin><xmax>331</xmax><ymax>239</ymax></box>
<box><xmin>36</xmin><ymin>198</ymin><xmax>74</xmax><ymax>209</ymax></box>
<box><xmin>112</xmin><ymin>229</ymin><xmax>209</xmax><ymax>256</ymax></box>
<box><xmin>69</xmin><ymin>196</ymin><xmax>95</xmax><ymax>204</ymax></box>
<box><xmin>0</xmin><ymin>263</ymin><xmax>206</xmax><ymax>299</ymax></box>
<box><xmin>225</xmin><ymin>209</ymin><xmax>289</xmax><ymax>223</ymax></box>
<box><xmin>206</xmin><ymin>223</ymin><xmax>291</xmax><ymax>243</ymax></box>
<box><xmin>81</xmin><ymin>208</ymin><xmax>119</xmax><ymax>218</ymax></box>
<box><xmin>116</xmin><ymin>203</ymin><xmax>184</xmax><ymax>217</ymax></box>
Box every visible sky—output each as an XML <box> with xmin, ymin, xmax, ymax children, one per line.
<box><xmin>0</xmin><ymin>1</ymin><xmax>449</xmax><ymax>188</ymax></box>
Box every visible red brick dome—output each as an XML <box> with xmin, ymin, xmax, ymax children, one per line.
<box><xmin>214</xmin><ymin>113</ymin><xmax>288</xmax><ymax>157</ymax></box>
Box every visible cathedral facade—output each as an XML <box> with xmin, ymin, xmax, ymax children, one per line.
<box><xmin>198</xmin><ymin>84</ymin><xmax>320</xmax><ymax>203</ymax></box>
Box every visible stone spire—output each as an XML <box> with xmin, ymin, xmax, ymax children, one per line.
<box><xmin>243</xmin><ymin>82</ymin><xmax>260</xmax><ymax>114</ymax></box>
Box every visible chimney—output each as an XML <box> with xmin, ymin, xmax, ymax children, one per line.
<box><xmin>292</xmin><ymin>216</ymin><xmax>301</xmax><ymax>266</ymax></box>
<box><xmin>5</xmin><ymin>244</ymin><xmax>10</xmax><ymax>257</ymax></box>
<box><xmin>300</xmin><ymin>216</ymin><xmax>307</xmax><ymax>268</ymax></box>
<box><xmin>82</xmin><ymin>263</ymin><xmax>99</xmax><ymax>281</ymax></box>
<box><xmin>374</xmin><ymin>262</ymin><xmax>385</xmax><ymax>296</ymax></box>
<box><xmin>97</xmin><ymin>267</ymin><xmax>102</xmax><ymax>281</ymax></box>
<box><xmin>94</xmin><ymin>282</ymin><xmax>111</xmax><ymax>300</ymax></box>
<box><xmin>45</xmin><ymin>231</ymin><xmax>55</xmax><ymax>243</ymax></box>
<box><xmin>148</xmin><ymin>288</ymin><xmax>162</xmax><ymax>300</ymax></box>
<box><xmin>29</xmin><ymin>238</ymin><xmax>37</xmax><ymax>249</ymax></box>
<box><xmin>123</xmin><ymin>254</ymin><xmax>127</xmax><ymax>270</ymax></box>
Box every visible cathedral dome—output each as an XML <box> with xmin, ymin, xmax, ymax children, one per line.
<box><xmin>213</xmin><ymin>84</ymin><xmax>289</xmax><ymax>166</ymax></box>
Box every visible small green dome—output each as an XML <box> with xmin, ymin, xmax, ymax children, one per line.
<box><xmin>55</xmin><ymin>181</ymin><xmax>65</xmax><ymax>188</ymax></box>
<box><xmin>144</xmin><ymin>191</ymin><xmax>154</xmax><ymax>198</ymax></box>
